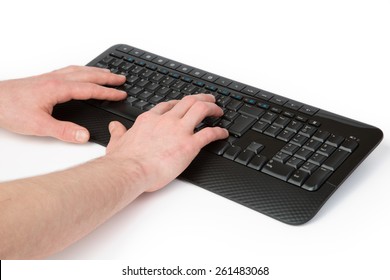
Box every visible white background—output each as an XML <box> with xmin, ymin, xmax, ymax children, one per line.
<box><xmin>1</xmin><ymin>0</ymin><xmax>389</xmax><ymax>279</ymax></box>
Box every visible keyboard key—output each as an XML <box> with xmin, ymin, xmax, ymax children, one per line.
<box><xmin>340</xmin><ymin>139</ymin><xmax>359</xmax><ymax>152</ymax></box>
<box><xmin>226</xmin><ymin>100</ymin><xmax>243</xmax><ymax>111</ymax></box>
<box><xmin>325</xmin><ymin>134</ymin><xmax>345</xmax><ymax>147</ymax></box>
<box><xmin>246</xmin><ymin>141</ymin><xmax>264</xmax><ymax>154</ymax></box>
<box><xmin>190</xmin><ymin>69</ymin><xmax>206</xmax><ymax>78</ymax></box>
<box><xmin>273</xmin><ymin>151</ymin><xmax>290</xmax><ymax>163</ymax></box>
<box><xmin>238</xmin><ymin>104</ymin><xmax>265</xmax><ymax>119</ymax></box>
<box><xmin>129</xmin><ymin>49</ymin><xmax>144</xmax><ymax>57</ymax></box>
<box><xmin>302</xmin><ymin>167</ymin><xmax>333</xmax><ymax>191</ymax></box>
<box><xmin>177</xmin><ymin>65</ymin><xmax>193</xmax><ymax>73</ymax></box>
<box><xmin>299</xmin><ymin>125</ymin><xmax>317</xmax><ymax>137</ymax></box>
<box><xmin>273</xmin><ymin>116</ymin><xmax>291</xmax><ymax>128</ymax></box>
<box><xmin>262</xmin><ymin>159</ymin><xmax>295</xmax><ymax>181</ymax></box>
<box><xmin>261</xmin><ymin>111</ymin><xmax>277</xmax><ymax>124</ymax></box>
<box><xmin>277</xmin><ymin>129</ymin><xmax>295</xmax><ymax>142</ymax></box>
<box><xmin>223</xmin><ymin>146</ymin><xmax>242</xmax><ymax>160</ymax></box>
<box><xmin>141</xmin><ymin>53</ymin><xmax>156</xmax><ymax>61</ymax></box>
<box><xmin>202</xmin><ymin>73</ymin><xmax>219</xmax><ymax>82</ymax></box>
<box><xmin>312</xmin><ymin>130</ymin><xmax>330</xmax><ymax>142</ymax></box>
<box><xmin>281</xmin><ymin>143</ymin><xmax>300</xmax><ymax>155</ymax></box>
<box><xmin>205</xmin><ymin>140</ymin><xmax>230</xmax><ymax>155</ymax></box>
<box><xmin>308</xmin><ymin>153</ymin><xmax>327</xmax><ymax>166</ymax></box>
<box><xmin>322</xmin><ymin>149</ymin><xmax>350</xmax><ymax>171</ymax></box>
<box><xmin>223</xmin><ymin>110</ymin><xmax>239</xmax><ymax>121</ymax></box>
<box><xmin>286</xmin><ymin>120</ymin><xmax>303</xmax><ymax>133</ymax></box>
<box><xmin>288</xmin><ymin>170</ymin><xmax>310</xmax><ymax>187</ymax></box>
<box><xmin>290</xmin><ymin>134</ymin><xmax>308</xmax><ymax>147</ymax></box>
<box><xmin>252</xmin><ymin>120</ymin><xmax>269</xmax><ymax>133</ymax></box>
<box><xmin>295</xmin><ymin>147</ymin><xmax>313</xmax><ymax>161</ymax></box>
<box><xmin>286</xmin><ymin>156</ymin><xmax>304</xmax><ymax>169</ymax></box>
<box><xmin>215</xmin><ymin>77</ymin><xmax>232</xmax><ymax>87</ymax></box>
<box><xmin>317</xmin><ymin>143</ymin><xmax>336</xmax><ymax>157</ymax></box>
<box><xmin>235</xmin><ymin>150</ymin><xmax>255</xmax><ymax>165</ymax></box>
<box><xmin>134</xmin><ymin>100</ymin><xmax>149</xmax><ymax>110</ymax></box>
<box><xmin>255</xmin><ymin>90</ymin><xmax>274</xmax><ymax>100</ymax></box>
<box><xmin>284</xmin><ymin>100</ymin><xmax>303</xmax><ymax>110</ymax></box>
<box><xmin>264</xmin><ymin>125</ymin><xmax>282</xmax><ymax>138</ymax></box>
<box><xmin>228</xmin><ymin>115</ymin><xmax>256</xmax><ymax>137</ymax></box>
<box><xmin>165</xmin><ymin>61</ymin><xmax>181</xmax><ymax>69</ymax></box>
<box><xmin>116</xmin><ymin>45</ymin><xmax>133</xmax><ymax>53</ymax></box>
<box><xmin>247</xmin><ymin>155</ymin><xmax>268</xmax><ymax>170</ymax></box>
<box><xmin>270</xmin><ymin>95</ymin><xmax>288</xmax><ymax>106</ymax></box>
<box><xmin>303</xmin><ymin>139</ymin><xmax>322</xmax><ymax>151</ymax></box>
<box><xmin>299</xmin><ymin>162</ymin><xmax>318</xmax><ymax>175</ymax></box>
<box><xmin>101</xmin><ymin>101</ymin><xmax>144</xmax><ymax>122</ymax></box>
<box><xmin>299</xmin><ymin>104</ymin><xmax>319</xmax><ymax>116</ymax></box>
<box><xmin>153</xmin><ymin>57</ymin><xmax>169</xmax><ymax>65</ymax></box>
<box><xmin>241</xmin><ymin>86</ymin><xmax>260</xmax><ymax>96</ymax></box>
<box><xmin>228</xmin><ymin>82</ymin><xmax>246</xmax><ymax>91</ymax></box>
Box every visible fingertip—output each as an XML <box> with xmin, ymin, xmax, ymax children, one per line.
<box><xmin>75</xmin><ymin>129</ymin><xmax>90</xmax><ymax>143</ymax></box>
<box><xmin>108</xmin><ymin>121</ymin><xmax>127</xmax><ymax>136</ymax></box>
<box><xmin>108</xmin><ymin>121</ymin><xmax>118</xmax><ymax>133</ymax></box>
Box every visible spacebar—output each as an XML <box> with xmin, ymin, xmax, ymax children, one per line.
<box><xmin>101</xmin><ymin>101</ymin><xmax>145</xmax><ymax>122</ymax></box>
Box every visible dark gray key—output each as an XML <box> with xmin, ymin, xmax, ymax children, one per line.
<box><xmin>247</xmin><ymin>155</ymin><xmax>268</xmax><ymax>170</ymax></box>
<box><xmin>252</xmin><ymin>121</ymin><xmax>269</xmax><ymax>133</ymax></box>
<box><xmin>235</xmin><ymin>150</ymin><xmax>255</xmax><ymax>165</ymax></box>
<box><xmin>288</xmin><ymin>170</ymin><xmax>310</xmax><ymax>187</ymax></box>
<box><xmin>223</xmin><ymin>146</ymin><xmax>242</xmax><ymax>160</ymax></box>
<box><xmin>204</xmin><ymin>141</ymin><xmax>230</xmax><ymax>156</ymax></box>
<box><xmin>322</xmin><ymin>149</ymin><xmax>350</xmax><ymax>171</ymax></box>
<box><xmin>262</xmin><ymin>159</ymin><xmax>295</xmax><ymax>181</ymax></box>
<box><xmin>101</xmin><ymin>101</ymin><xmax>144</xmax><ymax>121</ymax></box>
<box><xmin>239</xmin><ymin>104</ymin><xmax>265</xmax><ymax>119</ymax></box>
<box><xmin>246</xmin><ymin>141</ymin><xmax>264</xmax><ymax>154</ymax></box>
<box><xmin>277</xmin><ymin>129</ymin><xmax>295</xmax><ymax>142</ymax></box>
<box><xmin>302</xmin><ymin>167</ymin><xmax>333</xmax><ymax>191</ymax></box>
<box><xmin>228</xmin><ymin>115</ymin><xmax>256</xmax><ymax>137</ymax></box>
<box><xmin>340</xmin><ymin>139</ymin><xmax>359</xmax><ymax>152</ymax></box>
<box><xmin>264</xmin><ymin>125</ymin><xmax>282</xmax><ymax>138</ymax></box>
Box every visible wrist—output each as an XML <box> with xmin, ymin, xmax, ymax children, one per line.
<box><xmin>96</xmin><ymin>155</ymin><xmax>150</xmax><ymax>194</ymax></box>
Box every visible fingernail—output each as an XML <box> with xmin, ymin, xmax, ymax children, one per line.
<box><xmin>75</xmin><ymin>130</ymin><xmax>89</xmax><ymax>143</ymax></box>
<box><xmin>108</xmin><ymin>122</ymin><xmax>116</xmax><ymax>132</ymax></box>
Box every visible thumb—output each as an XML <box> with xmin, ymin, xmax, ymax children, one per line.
<box><xmin>108</xmin><ymin>121</ymin><xmax>127</xmax><ymax>141</ymax></box>
<box><xmin>40</xmin><ymin>116</ymin><xmax>90</xmax><ymax>143</ymax></box>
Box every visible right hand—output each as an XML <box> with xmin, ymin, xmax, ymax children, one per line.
<box><xmin>105</xmin><ymin>94</ymin><xmax>229</xmax><ymax>192</ymax></box>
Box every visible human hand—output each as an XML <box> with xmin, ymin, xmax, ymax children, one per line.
<box><xmin>105</xmin><ymin>94</ymin><xmax>229</xmax><ymax>192</ymax></box>
<box><xmin>0</xmin><ymin>66</ymin><xmax>126</xmax><ymax>143</ymax></box>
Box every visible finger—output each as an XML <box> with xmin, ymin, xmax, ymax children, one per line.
<box><xmin>52</xmin><ymin>65</ymin><xmax>111</xmax><ymax>74</ymax></box>
<box><xmin>194</xmin><ymin>127</ymin><xmax>229</xmax><ymax>148</ymax></box>
<box><xmin>55</xmin><ymin>82</ymin><xmax>127</xmax><ymax>103</ymax></box>
<box><xmin>61</xmin><ymin>70</ymin><xmax>126</xmax><ymax>86</ymax></box>
<box><xmin>36</xmin><ymin>115</ymin><xmax>91</xmax><ymax>143</ymax></box>
<box><xmin>108</xmin><ymin>121</ymin><xmax>127</xmax><ymax>143</ymax></box>
<box><xmin>149</xmin><ymin>100</ymin><xmax>179</xmax><ymax>114</ymax></box>
<box><xmin>167</xmin><ymin>94</ymin><xmax>216</xmax><ymax>118</ymax></box>
<box><xmin>181</xmin><ymin>101</ymin><xmax>224</xmax><ymax>128</ymax></box>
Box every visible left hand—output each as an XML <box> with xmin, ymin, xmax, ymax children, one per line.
<box><xmin>0</xmin><ymin>65</ymin><xmax>127</xmax><ymax>143</ymax></box>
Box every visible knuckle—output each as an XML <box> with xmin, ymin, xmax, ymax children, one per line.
<box><xmin>193</xmin><ymin>100</ymin><xmax>209</xmax><ymax>114</ymax></box>
<box><xmin>65</xmin><ymin>65</ymin><xmax>80</xmax><ymax>71</ymax></box>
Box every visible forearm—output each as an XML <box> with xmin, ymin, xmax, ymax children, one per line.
<box><xmin>0</xmin><ymin>156</ymin><xmax>146</xmax><ymax>259</ymax></box>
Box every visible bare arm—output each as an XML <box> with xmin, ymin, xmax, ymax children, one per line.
<box><xmin>0</xmin><ymin>68</ymin><xmax>228</xmax><ymax>259</ymax></box>
<box><xmin>0</xmin><ymin>157</ymin><xmax>145</xmax><ymax>259</ymax></box>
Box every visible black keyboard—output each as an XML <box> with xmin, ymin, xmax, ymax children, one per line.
<box><xmin>53</xmin><ymin>44</ymin><xmax>383</xmax><ymax>225</ymax></box>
